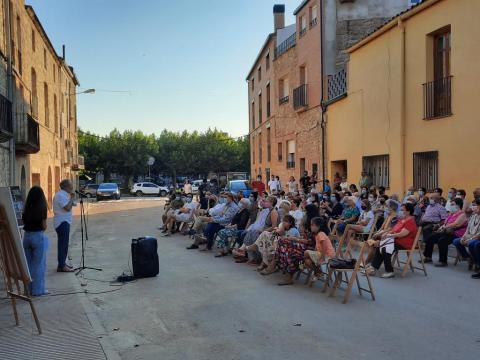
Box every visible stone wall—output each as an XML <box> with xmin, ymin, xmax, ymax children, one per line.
<box><xmin>0</xmin><ymin>146</ymin><xmax>10</xmax><ymax>187</ymax></box>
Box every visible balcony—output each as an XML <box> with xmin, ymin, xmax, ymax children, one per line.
<box><xmin>64</xmin><ymin>149</ymin><xmax>74</xmax><ymax>166</ymax></box>
<box><xmin>72</xmin><ymin>155</ymin><xmax>85</xmax><ymax>171</ymax></box>
<box><xmin>287</xmin><ymin>161</ymin><xmax>295</xmax><ymax>169</ymax></box>
<box><xmin>15</xmin><ymin>113</ymin><xmax>40</xmax><ymax>154</ymax></box>
<box><xmin>423</xmin><ymin>76</ymin><xmax>452</xmax><ymax>119</ymax></box>
<box><xmin>326</xmin><ymin>68</ymin><xmax>347</xmax><ymax>104</ymax></box>
<box><xmin>310</xmin><ymin>18</ymin><xmax>318</xmax><ymax>28</ymax></box>
<box><xmin>299</xmin><ymin>28</ymin><xmax>307</xmax><ymax>37</ymax></box>
<box><xmin>274</xmin><ymin>33</ymin><xmax>296</xmax><ymax>59</ymax></box>
<box><xmin>279</xmin><ymin>96</ymin><xmax>289</xmax><ymax>105</ymax></box>
<box><xmin>293</xmin><ymin>84</ymin><xmax>308</xmax><ymax>110</ymax></box>
<box><xmin>0</xmin><ymin>94</ymin><xmax>13</xmax><ymax>143</ymax></box>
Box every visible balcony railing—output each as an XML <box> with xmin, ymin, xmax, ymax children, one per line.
<box><xmin>287</xmin><ymin>161</ymin><xmax>295</xmax><ymax>169</ymax></box>
<box><xmin>300</xmin><ymin>27</ymin><xmax>307</xmax><ymax>37</ymax></box>
<box><xmin>15</xmin><ymin>113</ymin><xmax>40</xmax><ymax>154</ymax></box>
<box><xmin>274</xmin><ymin>33</ymin><xmax>296</xmax><ymax>59</ymax></box>
<box><xmin>279</xmin><ymin>95</ymin><xmax>289</xmax><ymax>105</ymax></box>
<box><xmin>0</xmin><ymin>93</ymin><xmax>13</xmax><ymax>143</ymax></box>
<box><xmin>327</xmin><ymin>68</ymin><xmax>347</xmax><ymax>103</ymax></box>
<box><xmin>310</xmin><ymin>18</ymin><xmax>318</xmax><ymax>28</ymax></box>
<box><xmin>293</xmin><ymin>84</ymin><xmax>308</xmax><ymax>110</ymax></box>
<box><xmin>423</xmin><ymin>76</ymin><xmax>452</xmax><ymax>119</ymax></box>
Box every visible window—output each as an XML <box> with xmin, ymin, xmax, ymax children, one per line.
<box><xmin>278</xmin><ymin>142</ymin><xmax>283</xmax><ymax>161</ymax></box>
<box><xmin>54</xmin><ymin>94</ymin><xmax>58</xmax><ymax>133</ymax></box>
<box><xmin>43</xmin><ymin>48</ymin><xmax>47</xmax><ymax>69</ymax></box>
<box><xmin>362</xmin><ymin>155</ymin><xmax>390</xmax><ymax>188</ymax></box>
<box><xmin>300</xmin><ymin>65</ymin><xmax>306</xmax><ymax>85</ymax></box>
<box><xmin>424</xmin><ymin>27</ymin><xmax>452</xmax><ymax>119</ymax></box>
<box><xmin>279</xmin><ymin>78</ymin><xmax>289</xmax><ymax>105</ymax></box>
<box><xmin>310</xmin><ymin>5</ymin><xmax>318</xmax><ymax>27</ymax></box>
<box><xmin>413</xmin><ymin>151</ymin><xmax>438</xmax><ymax>191</ymax></box>
<box><xmin>258</xmin><ymin>132</ymin><xmax>262</xmax><ymax>163</ymax></box>
<box><xmin>300</xmin><ymin>15</ymin><xmax>307</xmax><ymax>36</ymax></box>
<box><xmin>266</xmin><ymin>52</ymin><xmax>270</xmax><ymax>71</ymax></box>
<box><xmin>266</xmin><ymin>83</ymin><xmax>271</xmax><ymax>118</ymax></box>
<box><xmin>31</xmin><ymin>67</ymin><xmax>38</xmax><ymax>118</ymax></box>
<box><xmin>32</xmin><ymin>28</ymin><xmax>35</xmax><ymax>51</ymax></box>
<box><xmin>267</xmin><ymin>127</ymin><xmax>271</xmax><ymax>162</ymax></box>
<box><xmin>258</xmin><ymin>67</ymin><xmax>262</xmax><ymax>81</ymax></box>
<box><xmin>251</xmin><ymin>77</ymin><xmax>254</xmax><ymax>91</ymax></box>
<box><xmin>258</xmin><ymin>93</ymin><xmax>262</xmax><ymax>124</ymax></box>
<box><xmin>287</xmin><ymin>140</ymin><xmax>295</xmax><ymax>168</ymax></box>
<box><xmin>53</xmin><ymin>64</ymin><xmax>56</xmax><ymax>82</ymax></box>
<box><xmin>16</xmin><ymin>16</ymin><xmax>22</xmax><ymax>74</ymax></box>
<box><xmin>252</xmin><ymin>101</ymin><xmax>255</xmax><ymax>129</ymax></box>
<box><xmin>44</xmin><ymin>83</ymin><xmax>49</xmax><ymax>127</ymax></box>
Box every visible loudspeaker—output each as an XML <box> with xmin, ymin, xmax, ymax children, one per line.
<box><xmin>131</xmin><ymin>237</ymin><xmax>159</xmax><ymax>278</ymax></box>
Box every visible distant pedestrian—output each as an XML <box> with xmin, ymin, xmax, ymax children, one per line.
<box><xmin>300</xmin><ymin>171</ymin><xmax>311</xmax><ymax>194</ymax></box>
<box><xmin>268</xmin><ymin>175</ymin><xmax>279</xmax><ymax>194</ymax></box>
<box><xmin>53</xmin><ymin>179</ymin><xmax>76</xmax><ymax>272</ymax></box>
<box><xmin>276</xmin><ymin>176</ymin><xmax>282</xmax><ymax>192</ymax></box>
<box><xmin>184</xmin><ymin>180</ymin><xmax>192</xmax><ymax>195</ymax></box>
<box><xmin>22</xmin><ymin>186</ymin><xmax>49</xmax><ymax>296</ymax></box>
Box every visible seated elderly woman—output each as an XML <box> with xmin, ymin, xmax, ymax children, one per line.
<box><xmin>321</xmin><ymin>192</ymin><xmax>343</xmax><ymax>219</ymax></box>
<box><xmin>423</xmin><ymin>197</ymin><xmax>467</xmax><ymax>267</ymax></box>
<box><xmin>214</xmin><ymin>198</ymin><xmax>251</xmax><ymax>257</ymax></box>
<box><xmin>289</xmin><ymin>198</ymin><xmax>305</xmax><ymax>231</ymax></box>
<box><xmin>277</xmin><ymin>200</ymin><xmax>292</xmax><ymax>221</ymax></box>
<box><xmin>232</xmin><ymin>196</ymin><xmax>279</xmax><ymax>264</ymax></box>
<box><xmin>365</xmin><ymin>203</ymin><xmax>418</xmax><ymax>279</ymax></box>
<box><xmin>341</xmin><ymin>199</ymin><xmax>375</xmax><ymax>242</ymax></box>
<box><xmin>163</xmin><ymin>194</ymin><xmax>197</xmax><ymax>236</ymax></box>
<box><xmin>452</xmin><ymin>198</ymin><xmax>480</xmax><ymax>274</ymax></box>
<box><xmin>246</xmin><ymin>214</ymin><xmax>300</xmax><ymax>275</ymax></box>
<box><xmin>275</xmin><ymin>220</ymin><xmax>316</xmax><ymax>286</ymax></box>
<box><xmin>331</xmin><ymin>196</ymin><xmax>360</xmax><ymax>235</ymax></box>
<box><xmin>161</xmin><ymin>194</ymin><xmax>184</xmax><ymax>232</ymax></box>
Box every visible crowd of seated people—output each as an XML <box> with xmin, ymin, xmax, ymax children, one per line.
<box><xmin>160</xmin><ymin>177</ymin><xmax>480</xmax><ymax>282</ymax></box>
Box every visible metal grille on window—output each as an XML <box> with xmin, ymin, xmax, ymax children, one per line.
<box><xmin>413</xmin><ymin>151</ymin><xmax>438</xmax><ymax>191</ymax></box>
<box><xmin>362</xmin><ymin>155</ymin><xmax>389</xmax><ymax>188</ymax></box>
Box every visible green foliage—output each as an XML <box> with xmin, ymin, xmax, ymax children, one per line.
<box><xmin>78</xmin><ymin>128</ymin><xmax>249</xmax><ymax>179</ymax></box>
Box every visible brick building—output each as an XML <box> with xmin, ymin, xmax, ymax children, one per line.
<box><xmin>247</xmin><ymin>0</ymin><xmax>416</xmax><ymax>189</ymax></box>
<box><xmin>0</xmin><ymin>0</ymin><xmax>82</xmax><ymax>205</ymax></box>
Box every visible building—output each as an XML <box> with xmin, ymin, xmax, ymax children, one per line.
<box><xmin>0</xmin><ymin>0</ymin><xmax>82</xmax><ymax>205</ymax></box>
<box><xmin>325</xmin><ymin>0</ymin><xmax>480</xmax><ymax>194</ymax></box>
<box><xmin>247</xmin><ymin>0</ymin><xmax>414</xmax><ymax>186</ymax></box>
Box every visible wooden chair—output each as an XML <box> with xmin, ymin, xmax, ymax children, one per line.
<box><xmin>391</xmin><ymin>227</ymin><xmax>427</xmax><ymax>277</ymax></box>
<box><xmin>322</xmin><ymin>239</ymin><xmax>375</xmax><ymax>304</ymax></box>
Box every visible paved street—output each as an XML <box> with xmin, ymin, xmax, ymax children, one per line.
<box><xmin>68</xmin><ymin>200</ymin><xmax>479</xmax><ymax>359</ymax></box>
<box><xmin>2</xmin><ymin>199</ymin><xmax>479</xmax><ymax>360</ymax></box>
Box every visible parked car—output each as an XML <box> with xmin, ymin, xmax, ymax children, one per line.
<box><xmin>224</xmin><ymin>180</ymin><xmax>253</xmax><ymax>198</ymax></box>
<box><xmin>81</xmin><ymin>184</ymin><xmax>99</xmax><ymax>198</ymax></box>
<box><xmin>96</xmin><ymin>183</ymin><xmax>121</xmax><ymax>201</ymax></box>
<box><xmin>131</xmin><ymin>182</ymin><xmax>169</xmax><ymax>197</ymax></box>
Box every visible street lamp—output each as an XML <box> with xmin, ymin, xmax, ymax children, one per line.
<box><xmin>75</xmin><ymin>88</ymin><xmax>95</xmax><ymax>95</ymax></box>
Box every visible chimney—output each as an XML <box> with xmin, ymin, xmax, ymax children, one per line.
<box><xmin>273</xmin><ymin>4</ymin><xmax>285</xmax><ymax>32</ymax></box>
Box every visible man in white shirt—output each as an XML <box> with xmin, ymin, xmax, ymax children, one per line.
<box><xmin>53</xmin><ymin>179</ymin><xmax>76</xmax><ymax>272</ymax></box>
<box><xmin>268</xmin><ymin>175</ymin><xmax>279</xmax><ymax>194</ymax></box>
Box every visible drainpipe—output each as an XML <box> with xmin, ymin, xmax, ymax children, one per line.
<box><xmin>399</xmin><ymin>19</ymin><xmax>406</xmax><ymax>194</ymax></box>
<box><xmin>5</xmin><ymin>0</ymin><xmax>15</xmax><ymax>186</ymax></box>
<box><xmin>320</xmin><ymin>0</ymin><xmax>326</xmax><ymax>191</ymax></box>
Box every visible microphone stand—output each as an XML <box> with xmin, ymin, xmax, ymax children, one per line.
<box><xmin>75</xmin><ymin>191</ymin><xmax>102</xmax><ymax>275</ymax></box>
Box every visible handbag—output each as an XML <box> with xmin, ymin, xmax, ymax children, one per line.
<box><xmin>328</xmin><ymin>257</ymin><xmax>357</xmax><ymax>269</ymax></box>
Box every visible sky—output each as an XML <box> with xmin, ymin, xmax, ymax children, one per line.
<box><xmin>26</xmin><ymin>0</ymin><xmax>301</xmax><ymax>137</ymax></box>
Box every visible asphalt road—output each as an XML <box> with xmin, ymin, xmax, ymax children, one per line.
<box><xmin>68</xmin><ymin>200</ymin><xmax>480</xmax><ymax>360</ymax></box>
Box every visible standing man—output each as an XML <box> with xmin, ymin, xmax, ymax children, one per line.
<box><xmin>300</xmin><ymin>171</ymin><xmax>311</xmax><ymax>194</ymax></box>
<box><xmin>53</xmin><ymin>179</ymin><xmax>76</xmax><ymax>272</ymax></box>
<box><xmin>251</xmin><ymin>175</ymin><xmax>266</xmax><ymax>194</ymax></box>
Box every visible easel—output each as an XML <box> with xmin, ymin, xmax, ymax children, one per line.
<box><xmin>0</xmin><ymin>206</ymin><xmax>42</xmax><ymax>334</ymax></box>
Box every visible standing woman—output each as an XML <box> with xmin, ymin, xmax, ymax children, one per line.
<box><xmin>288</xmin><ymin>176</ymin><xmax>298</xmax><ymax>194</ymax></box>
<box><xmin>22</xmin><ymin>186</ymin><xmax>49</xmax><ymax>296</ymax></box>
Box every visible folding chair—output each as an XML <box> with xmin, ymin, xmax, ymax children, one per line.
<box><xmin>391</xmin><ymin>227</ymin><xmax>427</xmax><ymax>277</ymax></box>
<box><xmin>322</xmin><ymin>240</ymin><xmax>375</xmax><ymax>304</ymax></box>
<box><xmin>352</xmin><ymin>214</ymin><xmax>380</xmax><ymax>242</ymax></box>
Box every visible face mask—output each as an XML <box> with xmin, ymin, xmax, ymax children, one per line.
<box><xmin>219</xmin><ymin>198</ymin><xmax>227</xmax><ymax>204</ymax></box>
<box><xmin>361</xmin><ymin>189</ymin><xmax>367</xmax><ymax>195</ymax></box>
<box><xmin>448</xmin><ymin>192</ymin><xmax>454</xmax><ymax>199</ymax></box>
<box><xmin>418</xmin><ymin>191</ymin><xmax>425</xmax><ymax>197</ymax></box>
<box><xmin>398</xmin><ymin>212</ymin><xmax>406</xmax><ymax>219</ymax></box>
<box><xmin>450</xmin><ymin>205</ymin><xmax>458</xmax><ymax>212</ymax></box>
<box><xmin>249</xmin><ymin>196</ymin><xmax>254</xmax><ymax>201</ymax></box>
<box><xmin>175</xmin><ymin>196</ymin><xmax>180</xmax><ymax>200</ymax></box>
<box><xmin>323</xmin><ymin>195</ymin><xmax>329</xmax><ymax>201</ymax></box>
<box><xmin>330</xmin><ymin>197</ymin><xmax>337</xmax><ymax>203</ymax></box>
<box><xmin>407</xmin><ymin>191</ymin><xmax>413</xmax><ymax>196</ymax></box>
<box><xmin>306</xmin><ymin>199</ymin><xmax>312</xmax><ymax>205</ymax></box>
<box><xmin>471</xmin><ymin>205</ymin><xmax>478</xmax><ymax>212</ymax></box>
<box><xmin>185</xmin><ymin>198</ymin><xmax>192</xmax><ymax>203</ymax></box>
<box><xmin>429</xmin><ymin>199</ymin><xmax>435</xmax><ymax>205</ymax></box>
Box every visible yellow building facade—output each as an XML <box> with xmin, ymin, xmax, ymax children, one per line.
<box><xmin>326</xmin><ymin>0</ymin><xmax>480</xmax><ymax>196</ymax></box>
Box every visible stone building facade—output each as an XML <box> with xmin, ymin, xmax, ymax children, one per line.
<box><xmin>247</xmin><ymin>0</ymin><xmax>415</xmax><ymax>189</ymax></box>
<box><xmin>0</xmin><ymin>0</ymin><xmax>81</xmax><ymax>205</ymax></box>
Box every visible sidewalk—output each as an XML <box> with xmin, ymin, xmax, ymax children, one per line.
<box><xmin>0</xmin><ymin>219</ymin><xmax>118</xmax><ymax>360</ymax></box>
